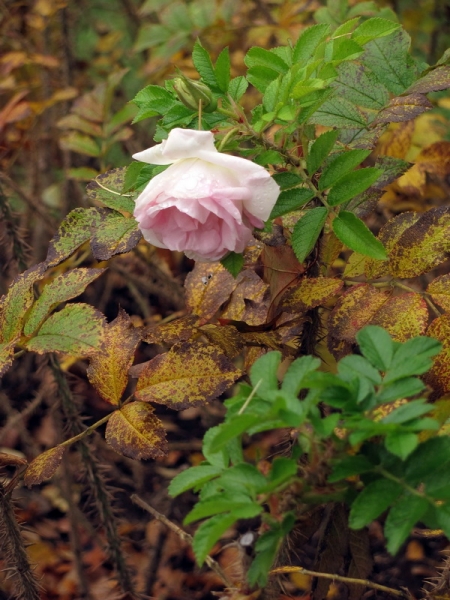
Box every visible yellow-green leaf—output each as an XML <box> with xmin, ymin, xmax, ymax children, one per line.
<box><xmin>344</xmin><ymin>252</ymin><xmax>366</xmax><ymax>278</ymax></box>
<box><xmin>427</xmin><ymin>274</ymin><xmax>450</xmax><ymax>312</ymax></box>
<box><xmin>26</xmin><ymin>304</ymin><xmax>105</xmax><ymax>357</ymax></box>
<box><xmin>86</xmin><ymin>167</ymin><xmax>135</xmax><ymax>213</ymax></box>
<box><xmin>24</xmin><ymin>268</ymin><xmax>105</xmax><ymax>336</ymax></box>
<box><xmin>90</xmin><ymin>208</ymin><xmax>141</xmax><ymax>261</ymax></box>
<box><xmin>136</xmin><ymin>341</ymin><xmax>242</xmax><ymax>409</ymax></box>
<box><xmin>46</xmin><ymin>207</ymin><xmax>100</xmax><ymax>267</ymax></box>
<box><xmin>0</xmin><ymin>263</ymin><xmax>47</xmax><ymax>343</ymax></box>
<box><xmin>0</xmin><ymin>341</ymin><xmax>16</xmax><ymax>377</ymax></box>
<box><xmin>24</xmin><ymin>446</ymin><xmax>65</xmax><ymax>487</ymax></box>
<box><xmin>105</xmin><ymin>402</ymin><xmax>167</xmax><ymax>460</ymax></box>
<box><xmin>281</xmin><ymin>277</ymin><xmax>343</xmax><ymax>311</ymax></box>
<box><xmin>87</xmin><ymin>309</ymin><xmax>141</xmax><ymax>405</ymax></box>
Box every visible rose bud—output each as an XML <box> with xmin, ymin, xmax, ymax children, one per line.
<box><xmin>133</xmin><ymin>128</ymin><xmax>280</xmax><ymax>262</ymax></box>
<box><xmin>173</xmin><ymin>74</ymin><xmax>217</xmax><ymax>113</ymax></box>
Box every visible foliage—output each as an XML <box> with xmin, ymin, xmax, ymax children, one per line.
<box><xmin>3</xmin><ymin>0</ymin><xmax>450</xmax><ymax>598</ymax></box>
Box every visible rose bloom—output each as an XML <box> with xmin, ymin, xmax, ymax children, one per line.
<box><xmin>133</xmin><ymin>128</ymin><xmax>280</xmax><ymax>262</ymax></box>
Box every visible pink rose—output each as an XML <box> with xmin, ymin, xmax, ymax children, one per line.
<box><xmin>132</xmin><ymin>128</ymin><xmax>280</xmax><ymax>262</ymax></box>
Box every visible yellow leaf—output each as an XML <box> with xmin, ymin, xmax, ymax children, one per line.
<box><xmin>343</xmin><ymin>252</ymin><xmax>366</xmax><ymax>278</ymax></box>
<box><xmin>370</xmin><ymin>293</ymin><xmax>428</xmax><ymax>341</ymax></box>
<box><xmin>427</xmin><ymin>274</ymin><xmax>450</xmax><ymax>312</ymax></box>
<box><xmin>199</xmin><ymin>324</ymin><xmax>244</xmax><ymax>358</ymax></box>
<box><xmin>281</xmin><ymin>277</ymin><xmax>343</xmax><ymax>312</ymax></box>
<box><xmin>143</xmin><ymin>315</ymin><xmax>199</xmax><ymax>346</ymax></box>
<box><xmin>105</xmin><ymin>402</ymin><xmax>167</xmax><ymax>460</ymax></box>
<box><xmin>424</xmin><ymin>315</ymin><xmax>450</xmax><ymax>396</ymax></box>
<box><xmin>24</xmin><ymin>446</ymin><xmax>65</xmax><ymax>487</ymax></box>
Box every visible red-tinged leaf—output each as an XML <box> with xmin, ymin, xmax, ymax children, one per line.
<box><xmin>281</xmin><ymin>277</ymin><xmax>343</xmax><ymax>312</ymax></box>
<box><xmin>0</xmin><ymin>341</ymin><xmax>16</xmax><ymax>378</ymax></box>
<box><xmin>424</xmin><ymin>315</ymin><xmax>450</xmax><ymax>396</ymax></box>
<box><xmin>87</xmin><ymin>309</ymin><xmax>141</xmax><ymax>405</ymax></box>
<box><xmin>373</xmin><ymin>94</ymin><xmax>433</xmax><ymax>124</ymax></box>
<box><xmin>185</xmin><ymin>262</ymin><xmax>238</xmax><ymax>321</ymax></box>
<box><xmin>105</xmin><ymin>402</ymin><xmax>167</xmax><ymax>460</ymax></box>
<box><xmin>406</xmin><ymin>65</ymin><xmax>450</xmax><ymax>95</ymax></box>
<box><xmin>143</xmin><ymin>315</ymin><xmax>199</xmax><ymax>346</ymax></box>
<box><xmin>221</xmin><ymin>270</ymin><xmax>270</xmax><ymax>326</ymax></box>
<box><xmin>24</xmin><ymin>446</ymin><xmax>65</xmax><ymax>487</ymax></box>
<box><xmin>0</xmin><ymin>263</ymin><xmax>47</xmax><ymax>344</ymax></box>
<box><xmin>24</xmin><ymin>268</ymin><xmax>106</xmax><ymax>336</ymax></box>
<box><xmin>328</xmin><ymin>284</ymin><xmax>391</xmax><ymax>343</ymax></box>
<box><xmin>370</xmin><ymin>293</ymin><xmax>429</xmax><ymax>342</ymax></box>
<box><xmin>90</xmin><ymin>208</ymin><xmax>141</xmax><ymax>261</ymax></box>
<box><xmin>135</xmin><ymin>341</ymin><xmax>242</xmax><ymax>409</ymax></box>
<box><xmin>388</xmin><ymin>207</ymin><xmax>450</xmax><ymax>278</ymax></box>
<box><xmin>427</xmin><ymin>274</ymin><xmax>450</xmax><ymax>312</ymax></box>
<box><xmin>365</xmin><ymin>212</ymin><xmax>421</xmax><ymax>279</ymax></box>
<box><xmin>25</xmin><ymin>304</ymin><xmax>106</xmax><ymax>357</ymax></box>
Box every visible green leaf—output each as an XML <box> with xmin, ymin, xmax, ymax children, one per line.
<box><xmin>333</xmin><ymin>62</ymin><xmax>389</xmax><ymax>109</ymax></box>
<box><xmin>328</xmin><ymin>168</ymin><xmax>382</xmax><ymax>205</ymax></box>
<box><xmin>382</xmin><ymin>400</ymin><xmax>433</xmax><ymax>425</ymax></box>
<box><xmin>384</xmin><ymin>494</ymin><xmax>428</xmax><ymax>554</ymax></box>
<box><xmin>328</xmin><ymin>455</ymin><xmax>374</xmax><ymax>482</ymax></box>
<box><xmin>254</xmin><ymin>149</ymin><xmax>284</xmax><ymax>165</ymax></box>
<box><xmin>46</xmin><ymin>207</ymin><xmax>100</xmax><ymax>267</ymax></box>
<box><xmin>192</xmin><ymin>39</ymin><xmax>218</xmax><ymax>88</ymax></box>
<box><xmin>133</xmin><ymin>23</ymin><xmax>171</xmax><ymax>52</ymax></box>
<box><xmin>132</xmin><ymin>84</ymin><xmax>175</xmax><ymax>114</ymax></box>
<box><xmin>86</xmin><ymin>167</ymin><xmax>135</xmax><ymax>212</ymax></box>
<box><xmin>184</xmin><ymin>493</ymin><xmax>260</xmax><ymax>524</ymax></box>
<box><xmin>25</xmin><ymin>304</ymin><xmax>105</xmax><ymax>357</ymax></box>
<box><xmin>352</xmin><ymin>17</ymin><xmax>400</xmax><ymax>45</ymax></box>
<box><xmin>90</xmin><ymin>209</ymin><xmax>141</xmax><ymax>261</ymax></box>
<box><xmin>384</xmin><ymin>337</ymin><xmax>442</xmax><ymax>383</ymax></box>
<box><xmin>309</xmin><ymin>96</ymin><xmax>368</xmax><ymax>128</ymax></box>
<box><xmin>306</xmin><ymin>130</ymin><xmax>339</xmax><ymax>176</ymax></box>
<box><xmin>264</xmin><ymin>457</ymin><xmax>298</xmax><ymax>490</ymax></box>
<box><xmin>349</xmin><ymin>478</ymin><xmax>403</xmax><ymax>529</ymax></box>
<box><xmin>214</xmin><ymin>47</ymin><xmax>231</xmax><ymax>92</ymax></box>
<box><xmin>405</xmin><ymin>437</ymin><xmax>450</xmax><ymax>485</ymax></box>
<box><xmin>193</xmin><ymin>513</ymin><xmax>237</xmax><ymax>566</ymax></box>
<box><xmin>292</xmin><ymin>24</ymin><xmax>330</xmax><ymax>63</ymax></box>
<box><xmin>24</xmin><ymin>268</ymin><xmax>105</xmax><ymax>336</ymax></box>
<box><xmin>220</xmin><ymin>252</ymin><xmax>244</xmax><ymax>278</ymax></box>
<box><xmin>228</xmin><ymin>76</ymin><xmax>248</xmax><ymax>101</ymax></box>
<box><xmin>250</xmin><ymin>351</ymin><xmax>281</xmax><ymax>398</ymax></box>
<box><xmin>272</xmin><ymin>172</ymin><xmax>303</xmax><ymax>190</ymax></box>
<box><xmin>282</xmin><ymin>355</ymin><xmax>321</xmax><ymax>397</ymax></box>
<box><xmin>210</xmin><ymin>414</ymin><xmax>261</xmax><ymax>451</ymax></box>
<box><xmin>218</xmin><ymin>464</ymin><xmax>267</xmax><ymax>496</ymax></box>
<box><xmin>246</xmin><ymin>66</ymin><xmax>280</xmax><ymax>92</ymax></box>
<box><xmin>385</xmin><ymin>431</ymin><xmax>418</xmax><ymax>460</ymax></box>
<box><xmin>377</xmin><ymin>377</ymin><xmax>425</xmax><ymax>403</ymax></box>
<box><xmin>168</xmin><ymin>465</ymin><xmax>224</xmax><ymax>497</ymax></box>
<box><xmin>356</xmin><ymin>325</ymin><xmax>393</xmax><ymax>371</ymax></box>
<box><xmin>331</xmin><ymin>38</ymin><xmax>364</xmax><ymax>62</ymax></box>
<box><xmin>338</xmin><ymin>354</ymin><xmax>382</xmax><ymax>385</ymax></box>
<box><xmin>291</xmin><ymin>207</ymin><xmax>328</xmax><ymax>263</ymax></box>
<box><xmin>245</xmin><ymin>47</ymin><xmax>289</xmax><ymax>74</ymax></box>
<box><xmin>319</xmin><ymin>149</ymin><xmax>370</xmax><ymax>190</ymax></box>
<box><xmin>270</xmin><ymin>188</ymin><xmax>314</xmax><ymax>219</ymax></box>
<box><xmin>332</xmin><ymin>211</ymin><xmax>387</xmax><ymax>259</ymax></box>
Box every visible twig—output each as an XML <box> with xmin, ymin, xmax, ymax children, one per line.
<box><xmin>131</xmin><ymin>494</ymin><xmax>234</xmax><ymax>589</ymax></box>
<box><xmin>270</xmin><ymin>566</ymin><xmax>411</xmax><ymax>598</ymax></box>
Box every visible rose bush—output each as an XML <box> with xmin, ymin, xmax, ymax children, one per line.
<box><xmin>133</xmin><ymin>128</ymin><xmax>280</xmax><ymax>262</ymax></box>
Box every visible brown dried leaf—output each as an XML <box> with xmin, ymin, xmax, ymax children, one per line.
<box><xmin>143</xmin><ymin>315</ymin><xmax>199</xmax><ymax>346</ymax></box>
<box><xmin>261</xmin><ymin>244</ymin><xmax>305</xmax><ymax>310</ymax></box>
<box><xmin>347</xmin><ymin>529</ymin><xmax>373</xmax><ymax>600</ymax></box>
<box><xmin>0</xmin><ymin>452</ymin><xmax>27</xmax><ymax>468</ymax></box>
<box><xmin>374</xmin><ymin>94</ymin><xmax>432</xmax><ymax>124</ymax></box>
<box><xmin>135</xmin><ymin>341</ymin><xmax>242</xmax><ymax>409</ymax></box>
<box><xmin>87</xmin><ymin>309</ymin><xmax>141</xmax><ymax>405</ymax></box>
<box><xmin>389</xmin><ymin>206</ymin><xmax>450</xmax><ymax>278</ymax></box>
<box><xmin>328</xmin><ymin>284</ymin><xmax>391</xmax><ymax>343</ymax></box>
<box><xmin>281</xmin><ymin>278</ymin><xmax>343</xmax><ymax>312</ymax></box>
<box><xmin>199</xmin><ymin>324</ymin><xmax>244</xmax><ymax>358</ymax></box>
<box><xmin>24</xmin><ymin>445</ymin><xmax>65</xmax><ymax>487</ymax></box>
<box><xmin>424</xmin><ymin>315</ymin><xmax>450</xmax><ymax>396</ymax></box>
<box><xmin>221</xmin><ymin>270</ymin><xmax>270</xmax><ymax>326</ymax></box>
<box><xmin>105</xmin><ymin>402</ymin><xmax>167</xmax><ymax>460</ymax></box>
<box><xmin>240</xmin><ymin>331</ymin><xmax>282</xmax><ymax>351</ymax></box>
<box><xmin>370</xmin><ymin>293</ymin><xmax>429</xmax><ymax>341</ymax></box>
<box><xmin>185</xmin><ymin>262</ymin><xmax>237</xmax><ymax>321</ymax></box>
<box><xmin>427</xmin><ymin>274</ymin><xmax>450</xmax><ymax>312</ymax></box>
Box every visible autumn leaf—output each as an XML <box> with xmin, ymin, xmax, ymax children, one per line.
<box><xmin>105</xmin><ymin>402</ymin><xmax>167</xmax><ymax>460</ymax></box>
<box><xmin>281</xmin><ymin>277</ymin><xmax>343</xmax><ymax>312</ymax></box>
<box><xmin>199</xmin><ymin>324</ymin><xmax>244</xmax><ymax>358</ymax></box>
<box><xmin>24</xmin><ymin>446</ymin><xmax>65</xmax><ymax>487</ymax></box>
<box><xmin>143</xmin><ymin>315</ymin><xmax>199</xmax><ymax>346</ymax></box>
<box><xmin>0</xmin><ymin>341</ymin><xmax>16</xmax><ymax>378</ymax></box>
<box><xmin>86</xmin><ymin>167</ymin><xmax>136</xmax><ymax>213</ymax></box>
<box><xmin>87</xmin><ymin>309</ymin><xmax>141</xmax><ymax>405</ymax></box>
<box><xmin>373</xmin><ymin>93</ymin><xmax>432</xmax><ymax>124</ymax></box>
<box><xmin>135</xmin><ymin>341</ymin><xmax>242</xmax><ymax>409</ymax></box>
<box><xmin>424</xmin><ymin>315</ymin><xmax>450</xmax><ymax>396</ymax></box>
<box><xmin>427</xmin><ymin>274</ymin><xmax>450</xmax><ymax>312</ymax></box>
<box><xmin>370</xmin><ymin>293</ymin><xmax>429</xmax><ymax>341</ymax></box>
<box><xmin>46</xmin><ymin>207</ymin><xmax>100</xmax><ymax>267</ymax></box>
<box><xmin>185</xmin><ymin>262</ymin><xmax>238</xmax><ymax>321</ymax></box>
<box><xmin>90</xmin><ymin>208</ymin><xmax>142</xmax><ymax>261</ymax></box>
<box><xmin>221</xmin><ymin>270</ymin><xmax>270</xmax><ymax>326</ymax></box>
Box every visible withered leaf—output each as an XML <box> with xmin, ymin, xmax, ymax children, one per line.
<box><xmin>262</xmin><ymin>244</ymin><xmax>305</xmax><ymax>308</ymax></box>
<box><xmin>0</xmin><ymin>340</ymin><xmax>16</xmax><ymax>378</ymax></box>
<box><xmin>0</xmin><ymin>452</ymin><xmax>27</xmax><ymax>468</ymax></box>
<box><xmin>0</xmin><ymin>262</ymin><xmax>47</xmax><ymax>344</ymax></box>
<box><xmin>427</xmin><ymin>274</ymin><xmax>450</xmax><ymax>312</ymax></box>
<box><xmin>185</xmin><ymin>262</ymin><xmax>238</xmax><ymax>321</ymax></box>
<box><xmin>281</xmin><ymin>277</ymin><xmax>343</xmax><ymax>312</ymax></box>
<box><xmin>105</xmin><ymin>402</ymin><xmax>167</xmax><ymax>460</ymax></box>
<box><xmin>374</xmin><ymin>94</ymin><xmax>432</xmax><ymax>124</ymax></box>
<box><xmin>199</xmin><ymin>324</ymin><xmax>244</xmax><ymax>358</ymax></box>
<box><xmin>388</xmin><ymin>206</ymin><xmax>450</xmax><ymax>278</ymax></box>
<box><xmin>221</xmin><ymin>270</ymin><xmax>270</xmax><ymax>326</ymax></box>
<box><xmin>135</xmin><ymin>341</ymin><xmax>242</xmax><ymax>409</ymax></box>
<box><xmin>328</xmin><ymin>284</ymin><xmax>391</xmax><ymax>343</ymax></box>
<box><xmin>424</xmin><ymin>315</ymin><xmax>450</xmax><ymax>396</ymax></box>
<box><xmin>370</xmin><ymin>293</ymin><xmax>429</xmax><ymax>341</ymax></box>
<box><xmin>143</xmin><ymin>315</ymin><xmax>199</xmax><ymax>346</ymax></box>
<box><xmin>90</xmin><ymin>208</ymin><xmax>142</xmax><ymax>261</ymax></box>
<box><xmin>347</xmin><ymin>529</ymin><xmax>373</xmax><ymax>600</ymax></box>
<box><xmin>87</xmin><ymin>309</ymin><xmax>141</xmax><ymax>405</ymax></box>
<box><xmin>405</xmin><ymin>65</ymin><xmax>450</xmax><ymax>95</ymax></box>
<box><xmin>24</xmin><ymin>445</ymin><xmax>65</xmax><ymax>487</ymax></box>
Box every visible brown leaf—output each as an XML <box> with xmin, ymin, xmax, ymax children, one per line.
<box><xmin>281</xmin><ymin>277</ymin><xmax>343</xmax><ymax>312</ymax></box>
<box><xmin>24</xmin><ymin>445</ymin><xmax>65</xmax><ymax>487</ymax></box>
<box><xmin>406</xmin><ymin>65</ymin><xmax>450</xmax><ymax>95</ymax></box>
<box><xmin>135</xmin><ymin>341</ymin><xmax>242</xmax><ymax>409</ymax></box>
<box><xmin>427</xmin><ymin>274</ymin><xmax>450</xmax><ymax>312</ymax></box>
<box><xmin>370</xmin><ymin>293</ymin><xmax>429</xmax><ymax>341</ymax></box>
<box><xmin>0</xmin><ymin>452</ymin><xmax>27</xmax><ymax>468</ymax></box>
<box><xmin>374</xmin><ymin>94</ymin><xmax>432</xmax><ymax>124</ymax></box>
<box><xmin>185</xmin><ymin>262</ymin><xmax>238</xmax><ymax>321</ymax></box>
<box><xmin>347</xmin><ymin>529</ymin><xmax>373</xmax><ymax>600</ymax></box>
<box><xmin>87</xmin><ymin>309</ymin><xmax>141</xmax><ymax>405</ymax></box>
<box><xmin>424</xmin><ymin>315</ymin><xmax>450</xmax><ymax>396</ymax></box>
<box><xmin>105</xmin><ymin>402</ymin><xmax>167</xmax><ymax>460</ymax></box>
<box><xmin>261</xmin><ymin>244</ymin><xmax>305</xmax><ymax>311</ymax></box>
<box><xmin>221</xmin><ymin>270</ymin><xmax>270</xmax><ymax>326</ymax></box>
<box><xmin>143</xmin><ymin>315</ymin><xmax>199</xmax><ymax>346</ymax></box>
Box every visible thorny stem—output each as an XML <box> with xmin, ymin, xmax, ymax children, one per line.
<box><xmin>131</xmin><ymin>494</ymin><xmax>235</xmax><ymax>589</ymax></box>
<box><xmin>270</xmin><ymin>566</ymin><xmax>411</xmax><ymax>598</ymax></box>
